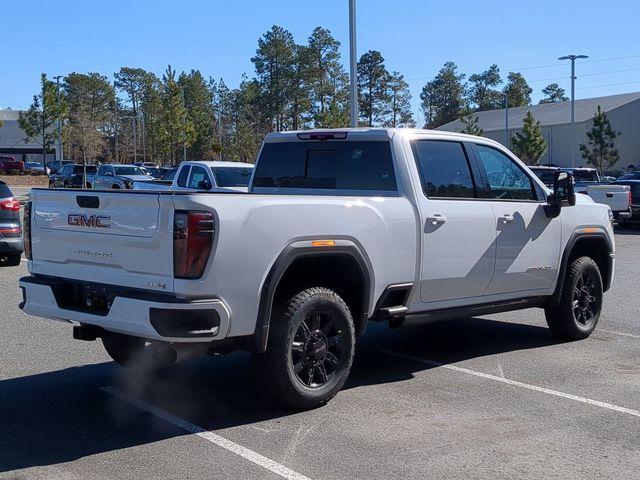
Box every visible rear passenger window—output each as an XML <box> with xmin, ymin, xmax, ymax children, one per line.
<box><xmin>177</xmin><ymin>166</ymin><xmax>190</xmax><ymax>187</ymax></box>
<box><xmin>253</xmin><ymin>141</ymin><xmax>397</xmax><ymax>193</ymax></box>
<box><xmin>475</xmin><ymin>145</ymin><xmax>536</xmax><ymax>200</ymax></box>
<box><xmin>188</xmin><ymin>166</ymin><xmax>208</xmax><ymax>188</ymax></box>
<box><xmin>412</xmin><ymin>140</ymin><xmax>476</xmax><ymax>198</ymax></box>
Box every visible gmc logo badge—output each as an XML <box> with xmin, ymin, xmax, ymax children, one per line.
<box><xmin>67</xmin><ymin>214</ymin><xmax>111</xmax><ymax>229</ymax></box>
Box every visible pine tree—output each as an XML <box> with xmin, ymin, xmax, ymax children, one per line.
<box><xmin>420</xmin><ymin>62</ymin><xmax>466</xmax><ymax>128</ymax></box>
<box><xmin>160</xmin><ymin>66</ymin><xmax>195</xmax><ymax>165</ymax></box>
<box><xmin>511</xmin><ymin>111</ymin><xmax>547</xmax><ymax>165</ymax></box>
<box><xmin>467</xmin><ymin>64</ymin><xmax>502</xmax><ymax>111</ymax></box>
<box><xmin>385</xmin><ymin>71</ymin><xmax>413</xmax><ymax>127</ymax></box>
<box><xmin>179</xmin><ymin>69</ymin><xmax>218</xmax><ymax>160</ymax></box>
<box><xmin>579</xmin><ymin>105</ymin><xmax>621</xmax><ymax>174</ymax></box>
<box><xmin>18</xmin><ymin>73</ymin><xmax>65</xmax><ymax>162</ymax></box>
<box><xmin>307</xmin><ymin>27</ymin><xmax>349</xmax><ymax>127</ymax></box>
<box><xmin>357</xmin><ymin>50</ymin><xmax>390</xmax><ymax>126</ymax></box>
<box><xmin>539</xmin><ymin>83</ymin><xmax>568</xmax><ymax>104</ymax></box>
<box><xmin>63</xmin><ymin>72</ymin><xmax>115</xmax><ymax>162</ymax></box>
<box><xmin>503</xmin><ymin>72</ymin><xmax>532</xmax><ymax>108</ymax></box>
<box><xmin>251</xmin><ymin>25</ymin><xmax>297</xmax><ymax>131</ymax></box>
<box><xmin>459</xmin><ymin>113</ymin><xmax>483</xmax><ymax>136</ymax></box>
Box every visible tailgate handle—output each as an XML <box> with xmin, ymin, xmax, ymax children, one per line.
<box><xmin>76</xmin><ymin>196</ymin><xmax>100</xmax><ymax>208</ymax></box>
<box><xmin>606</xmin><ymin>192</ymin><xmax>614</xmax><ymax>198</ymax></box>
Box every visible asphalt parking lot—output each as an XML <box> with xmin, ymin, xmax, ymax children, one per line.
<box><xmin>1</xmin><ymin>228</ymin><xmax>639</xmax><ymax>479</ymax></box>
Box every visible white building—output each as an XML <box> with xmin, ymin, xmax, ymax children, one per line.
<box><xmin>437</xmin><ymin>92</ymin><xmax>640</xmax><ymax>170</ymax></box>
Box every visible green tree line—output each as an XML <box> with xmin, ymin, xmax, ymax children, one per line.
<box><xmin>18</xmin><ymin>25</ymin><xmax>566</xmax><ymax>165</ymax></box>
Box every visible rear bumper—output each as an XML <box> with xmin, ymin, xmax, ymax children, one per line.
<box><xmin>19</xmin><ymin>275</ymin><xmax>230</xmax><ymax>343</ymax></box>
<box><xmin>613</xmin><ymin>208</ymin><xmax>632</xmax><ymax>220</ymax></box>
<box><xmin>0</xmin><ymin>237</ymin><xmax>23</xmax><ymax>254</ymax></box>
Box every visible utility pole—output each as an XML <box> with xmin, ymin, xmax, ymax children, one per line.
<box><xmin>181</xmin><ymin>87</ymin><xmax>187</xmax><ymax>162</ymax></box>
<box><xmin>349</xmin><ymin>0</ymin><xmax>358</xmax><ymax>127</ymax></box>
<box><xmin>558</xmin><ymin>54</ymin><xmax>588</xmax><ymax>167</ymax></box>
<box><xmin>53</xmin><ymin>75</ymin><xmax>64</xmax><ymax>162</ymax></box>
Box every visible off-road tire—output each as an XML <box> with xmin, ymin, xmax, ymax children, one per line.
<box><xmin>545</xmin><ymin>256</ymin><xmax>603</xmax><ymax>340</ymax></box>
<box><xmin>252</xmin><ymin>287</ymin><xmax>356</xmax><ymax>410</ymax></box>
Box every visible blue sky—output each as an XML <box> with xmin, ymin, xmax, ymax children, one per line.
<box><xmin>2</xmin><ymin>0</ymin><xmax>640</xmax><ymax>123</ymax></box>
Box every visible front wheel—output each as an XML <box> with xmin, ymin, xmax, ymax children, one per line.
<box><xmin>545</xmin><ymin>256</ymin><xmax>603</xmax><ymax>340</ymax></box>
<box><xmin>252</xmin><ymin>287</ymin><xmax>356</xmax><ymax>410</ymax></box>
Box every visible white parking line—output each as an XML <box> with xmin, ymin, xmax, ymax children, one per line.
<box><xmin>100</xmin><ymin>386</ymin><xmax>312</xmax><ymax>480</ymax></box>
<box><xmin>381</xmin><ymin>350</ymin><xmax>640</xmax><ymax>418</ymax></box>
<box><xmin>600</xmin><ymin>329</ymin><xmax>640</xmax><ymax>339</ymax></box>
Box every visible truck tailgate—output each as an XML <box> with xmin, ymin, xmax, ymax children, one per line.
<box><xmin>29</xmin><ymin>189</ymin><xmax>176</xmax><ymax>292</ymax></box>
<box><xmin>585</xmin><ymin>184</ymin><xmax>630</xmax><ymax>212</ymax></box>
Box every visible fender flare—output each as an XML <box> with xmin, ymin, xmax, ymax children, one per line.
<box><xmin>253</xmin><ymin>240</ymin><xmax>374</xmax><ymax>353</ymax></box>
<box><xmin>550</xmin><ymin>229</ymin><xmax>614</xmax><ymax>306</ymax></box>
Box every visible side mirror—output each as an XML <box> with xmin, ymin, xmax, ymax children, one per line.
<box><xmin>105</xmin><ymin>172</ymin><xmax>113</xmax><ymax>177</ymax></box>
<box><xmin>545</xmin><ymin>171</ymin><xmax>575</xmax><ymax>218</ymax></box>
<box><xmin>197</xmin><ymin>179</ymin><xmax>212</xmax><ymax>191</ymax></box>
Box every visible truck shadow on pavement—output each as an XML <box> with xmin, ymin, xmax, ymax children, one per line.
<box><xmin>0</xmin><ymin>316</ymin><xmax>561</xmax><ymax>474</ymax></box>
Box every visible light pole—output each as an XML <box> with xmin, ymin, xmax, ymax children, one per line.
<box><xmin>53</xmin><ymin>75</ymin><xmax>64</xmax><ymax>162</ymax></box>
<box><xmin>502</xmin><ymin>92</ymin><xmax>509</xmax><ymax>148</ymax></box>
<box><xmin>558</xmin><ymin>54</ymin><xmax>588</xmax><ymax>124</ymax></box>
<box><xmin>180</xmin><ymin>87</ymin><xmax>187</xmax><ymax>163</ymax></box>
<box><xmin>349</xmin><ymin>0</ymin><xmax>358</xmax><ymax>127</ymax></box>
<box><xmin>558</xmin><ymin>54</ymin><xmax>588</xmax><ymax>167</ymax></box>
<box><xmin>120</xmin><ymin>115</ymin><xmax>137</xmax><ymax>163</ymax></box>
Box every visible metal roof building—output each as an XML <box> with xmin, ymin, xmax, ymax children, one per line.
<box><xmin>437</xmin><ymin>92</ymin><xmax>640</xmax><ymax>169</ymax></box>
<box><xmin>0</xmin><ymin>109</ymin><xmax>56</xmax><ymax>163</ymax></box>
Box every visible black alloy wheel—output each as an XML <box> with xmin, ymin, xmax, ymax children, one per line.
<box><xmin>290</xmin><ymin>311</ymin><xmax>346</xmax><ymax>389</ymax></box>
<box><xmin>572</xmin><ymin>270</ymin><xmax>600</xmax><ymax>327</ymax></box>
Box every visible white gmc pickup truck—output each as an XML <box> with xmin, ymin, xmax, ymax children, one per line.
<box><xmin>19</xmin><ymin>128</ymin><xmax>615</xmax><ymax>409</ymax></box>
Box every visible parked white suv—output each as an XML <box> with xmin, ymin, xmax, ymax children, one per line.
<box><xmin>19</xmin><ymin>128</ymin><xmax>615</xmax><ymax>409</ymax></box>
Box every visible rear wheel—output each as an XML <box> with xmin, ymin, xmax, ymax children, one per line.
<box><xmin>0</xmin><ymin>254</ymin><xmax>21</xmax><ymax>267</ymax></box>
<box><xmin>252</xmin><ymin>287</ymin><xmax>355</xmax><ymax>410</ymax></box>
<box><xmin>545</xmin><ymin>256</ymin><xmax>603</xmax><ymax>340</ymax></box>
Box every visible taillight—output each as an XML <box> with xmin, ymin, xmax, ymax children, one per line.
<box><xmin>0</xmin><ymin>226</ymin><xmax>21</xmax><ymax>238</ymax></box>
<box><xmin>628</xmin><ymin>190</ymin><xmax>633</xmax><ymax>207</ymax></box>
<box><xmin>0</xmin><ymin>197</ymin><xmax>20</xmax><ymax>211</ymax></box>
<box><xmin>173</xmin><ymin>211</ymin><xmax>214</xmax><ymax>279</ymax></box>
<box><xmin>23</xmin><ymin>201</ymin><xmax>32</xmax><ymax>260</ymax></box>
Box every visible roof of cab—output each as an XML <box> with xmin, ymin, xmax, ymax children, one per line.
<box><xmin>264</xmin><ymin>127</ymin><xmax>507</xmax><ymax>147</ymax></box>
<box><xmin>182</xmin><ymin>160</ymin><xmax>254</xmax><ymax>168</ymax></box>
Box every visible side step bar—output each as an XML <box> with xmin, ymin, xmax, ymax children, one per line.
<box><xmin>377</xmin><ymin>305</ymin><xmax>408</xmax><ymax>319</ymax></box>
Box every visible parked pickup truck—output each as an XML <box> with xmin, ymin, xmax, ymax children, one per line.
<box><xmin>19</xmin><ymin>129</ymin><xmax>615</xmax><ymax>409</ymax></box>
<box><xmin>530</xmin><ymin>166</ymin><xmax>631</xmax><ymax>222</ymax></box>
<box><xmin>133</xmin><ymin>161</ymin><xmax>254</xmax><ymax>192</ymax></box>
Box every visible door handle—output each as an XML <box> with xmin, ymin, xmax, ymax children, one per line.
<box><xmin>426</xmin><ymin>214</ymin><xmax>447</xmax><ymax>225</ymax></box>
<box><xmin>498</xmin><ymin>214</ymin><xmax>514</xmax><ymax>224</ymax></box>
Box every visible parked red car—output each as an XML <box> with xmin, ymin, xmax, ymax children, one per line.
<box><xmin>0</xmin><ymin>156</ymin><xmax>25</xmax><ymax>173</ymax></box>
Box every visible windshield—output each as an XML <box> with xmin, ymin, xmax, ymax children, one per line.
<box><xmin>72</xmin><ymin>166</ymin><xmax>97</xmax><ymax>174</ymax></box>
<box><xmin>161</xmin><ymin>169</ymin><xmax>177</xmax><ymax>181</ymax></box>
<box><xmin>572</xmin><ymin>170</ymin><xmax>599</xmax><ymax>183</ymax></box>
<box><xmin>0</xmin><ymin>182</ymin><xmax>12</xmax><ymax>198</ymax></box>
<box><xmin>531</xmin><ymin>169</ymin><xmax>556</xmax><ymax>187</ymax></box>
<box><xmin>145</xmin><ymin>167</ymin><xmax>167</xmax><ymax>178</ymax></box>
<box><xmin>114</xmin><ymin>166</ymin><xmax>145</xmax><ymax>176</ymax></box>
<box><xmin>211</xmin><ymin>167</ymin><xmax>253</xmax><ymax>187</ymax></box>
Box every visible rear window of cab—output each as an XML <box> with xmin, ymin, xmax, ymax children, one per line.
<box><xmin>253</xmin><ymin>141</ymin><xmax>397</xmax><ymax>193</ymax></box>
